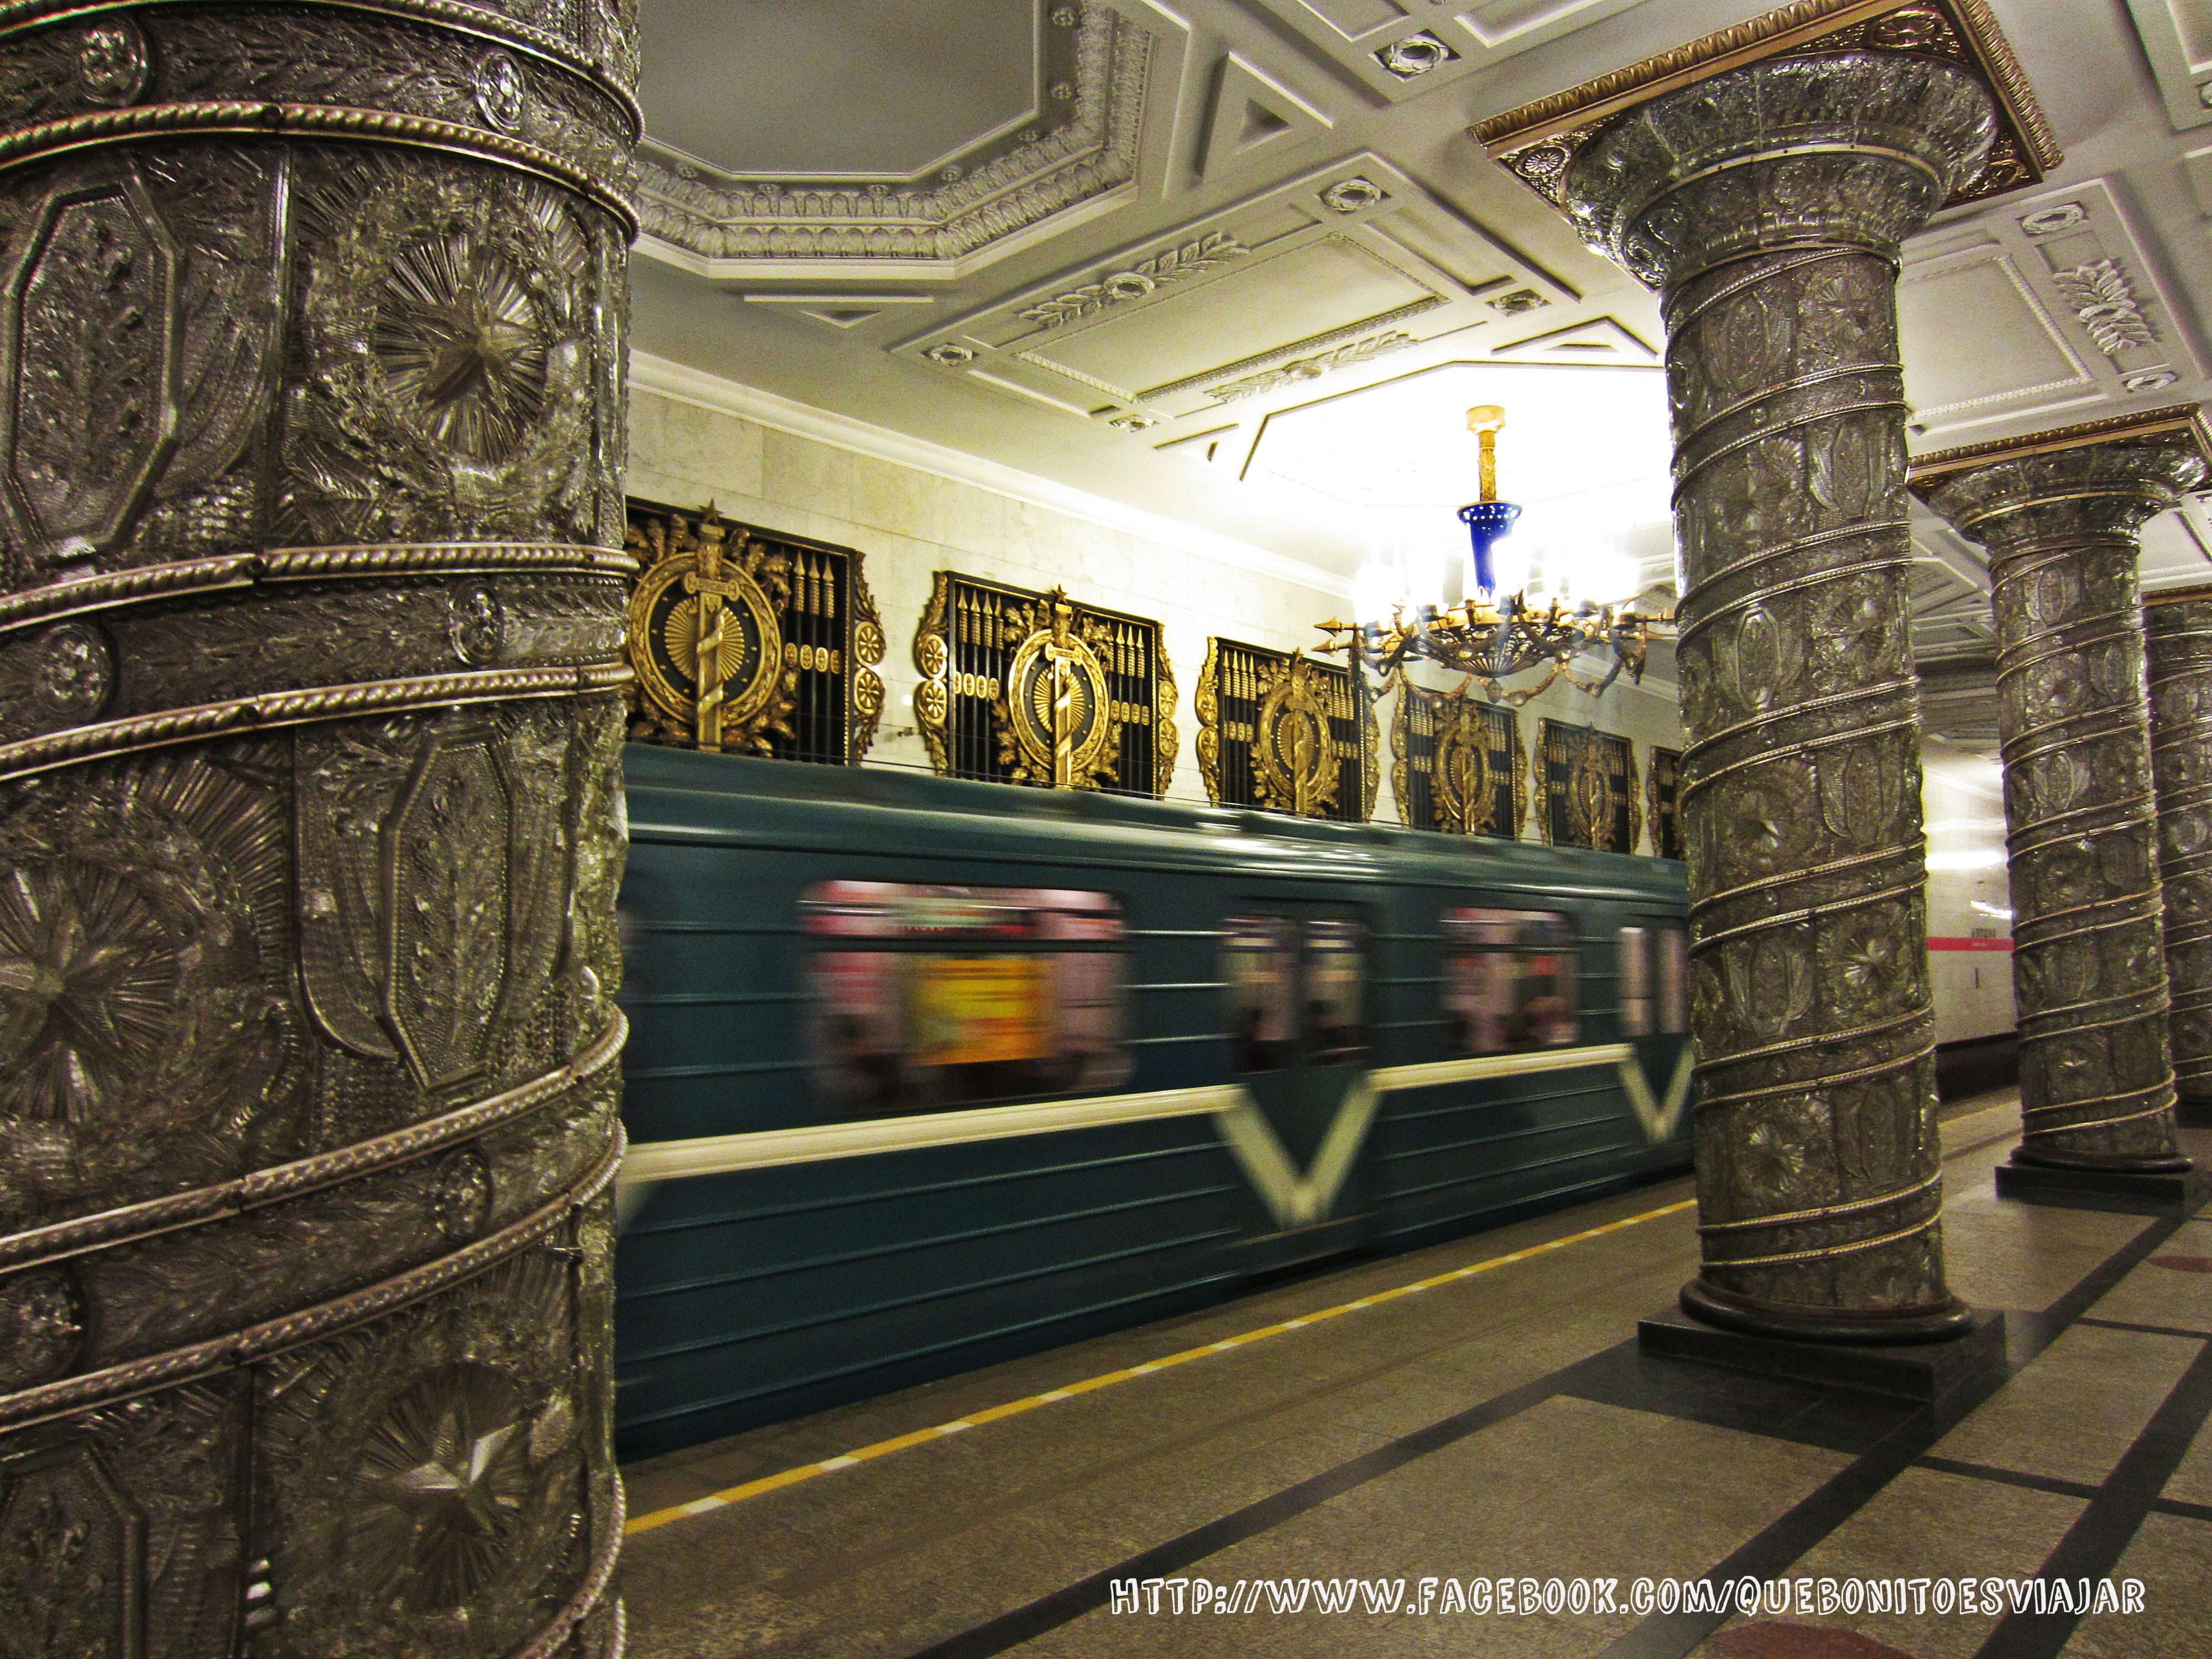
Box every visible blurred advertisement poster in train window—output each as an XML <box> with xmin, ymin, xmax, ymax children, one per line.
<box><xmin>1305</xmin><ymin>919</ymin><xmax>1368</xmax><ymax>1062</ymax></box>
<box><xmin>1441</xmin><ymin>907</ymin><xmax>1578</xmax><ymax>1053</ymax></box>
<box><xmin>1222</xmin><ymin>916</ymin><xmax>1297</xmax><ymax>1072</ymax></box>
<box><xmin>910</xmin><ymin>957</ymin><xmax>1052</xmax><ymax>1066</ymax></box>
<box><xmin>802</xmin><ymin>881</ymin><xmax>1129</xmax><ymax>1115</ymax></box>
<box><xmin>1657</xmin><ymin>927</ymin><xmax>1688</xmax><ymax>1035</ymax></box>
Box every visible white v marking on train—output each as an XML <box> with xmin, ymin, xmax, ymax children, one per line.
<box><xmin>1211</xmin><ymin>1078</ymin><xmax>1382</xmax><ymax>1230</ymax></box>
<box><xmin>1620</xmin><ymin>1046</ymin><xmax>1695</xmax><ymax>1143</ymax></box>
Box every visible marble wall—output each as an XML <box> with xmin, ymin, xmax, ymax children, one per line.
<box><xmin>625</xmin><ymin>366</ymin><xmax>1686</xmax><ymax>842</ymax></box>
<box><xmin>1922</xmin><ymin>753</ymin><xmax>2017</xmax><ymax>1045</ymax></box>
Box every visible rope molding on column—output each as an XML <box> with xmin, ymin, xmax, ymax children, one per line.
<box><xmin>0</xmin><ymin>0</ymin><xmax>644</xmax><ymax>132</ymax></box>
<box><xmin>0</xmin><ymin>661</ymin><xmax>633</xmax><ymax>780</ymax></box>
<box><xmin>0</xmin><ymin>1132</ymin><xmax>624</xmax><ymax>1436</ymax></box>
<box><xmin>0</xmin><ymin>101</ymin><xmax>638</xmax><ymax>231</ymax></box>
<box><xmin>517</xmin><ymin>1475</ymin><xmax>627</xmax><ymax>1659</ymax></box>
<box><xmin>0</xmin><ymin>1013</ymin><xmax>626</xmax><ymax>1274</ymax></box>
<box><xmin>0</xmin><ymin>543</ymin><xmax>639</xmax><ymax>633</ymax></box>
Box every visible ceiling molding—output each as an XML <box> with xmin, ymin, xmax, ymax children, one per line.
<box><xmin>629</xmin><ymin>351</ymin><xmax>1354</xmax><ymax>599</ymax></box>
<box><xmin>898</xmin><ymin>153</ymin><xmax>1573</xmax><ymax>434</ymax></box>
<box><xmin>1901</xmin><ymin>178</ymin><xmax>2206</xmax><ymax>442</ymax></box>
<box><xmin>1197</xmin><ymin>53</ymin><xmax>1334</xmax><ymax>180</ymax></box>
<box><xmin>2121</xmin><ymin>0</ymin><xmax>2212</xmax><ymax>131</ymax></box>
<box><xmin>1487</xmin><ymin>315</ymin><xmax>1660</xmax><ymax>363</ymax></box>
<box><xmin>635</xmin><ymin>4</ymin><xmax>1164</xmax><ymax>276</ymax></box>
<box><xmin>739</xmin><ymin>294</ymin><xmax>939</xmax><ymax>331</ymax></box>
<box><xmin>1248</xmin><ymin>0</ymin><xmax>1650</xmax><ymax>106</ymax></box>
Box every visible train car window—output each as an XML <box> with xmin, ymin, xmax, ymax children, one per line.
<box><xmin>1619</xmin><ymin>926</ymin><xmax>1652</xmax><ymax>1037</ymax></box>
<box><xmin>1221</xmin><ymin>916</ymin><xmax>1370</xmax><ymax>1069</ymax></box>
<box><xmin>1441</xmin><ymin>908</ymin><xmax>1578</xmax><ymax>1053</ymax></box>
<box><xmin>1305</xmin><ymin>918</ymin><xmax>1369</xmax><ymax>1062</ymax></box>
<box><xmin>1223</xmin><ymin>916</ymin><xmax>1298</xmax><ymax>1071</ymax></box>
<box><xmin>1657</xmin><ymin>927</ymin><xmax>1688</xmax><ymax>1035</ymax></box>
<box><xmin>802</xmin><ymin>881</ymin><xmax>1130</xmax><ymax>1115</ymax></box>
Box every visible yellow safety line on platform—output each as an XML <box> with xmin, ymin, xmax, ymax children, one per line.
<box><xmin>623</xmin><ymin>1194</ymin><xmax>1698</xmax><ymax>1537</ymax></box>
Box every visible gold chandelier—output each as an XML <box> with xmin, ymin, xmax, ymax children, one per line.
<box><xmin>1317</xmin><ymin>406</ymin><xmax>1674</xmax><ymax>706</ymax></box>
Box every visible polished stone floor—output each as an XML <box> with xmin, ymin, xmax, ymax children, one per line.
<box><xmin>617</xmin><ymin>1093</ymin><xmax>2212</xmax><ymax>1658</ymax></box>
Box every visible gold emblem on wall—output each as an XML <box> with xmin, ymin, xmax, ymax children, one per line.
<box><xmin>1199</xmin><ymin>637</ymin><xmax>1376</xmax><ymax>820</ymax></box>
<box><xmin>627</xmin><ymin>505</ymin><xmax>792</xmax><ymax>753</ymax></box>
<box><xmin>1391</xmin><ymin>681</ymin><xmax>1530</xmax><ymax>838</ymax></box>
<box><xmin>1434</xmin><ymin>699</ymin><xmax>1495</xmax><ymax>835</ymax></box>
<box><xmin>1540</xmin><ymin>719</ymin><xmax>1640</xmax><ymax>852</ymax></box>
<box><xmin>1570</xmin><ymin>740</ymin><xmax>1616</xmax><ymax>847</ymax></box>
<box><xmin>999</xmin><ymin>589</ymin><xmax>1117</xmax><ymax>789</ymax></box>
<box><xmin>914</xmin><ymin>573</ymin><xmax>1176</xmax><ymax>795</ymax></box>
<box><xmin>624</xmin><ymin>500</ymin><xmax>886</xmax><ymax>763</ymax></box>
<box><xmin>1253</xmin><ymin>655</ymin><xmax>1340</xmax><ymax>816</ymax></box>
<box><xmin>1647</xmin><ymin>745</ymin><xmax>1682</xmax><ymax>859</ymax></box>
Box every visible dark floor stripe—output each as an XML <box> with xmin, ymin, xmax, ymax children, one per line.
<box><xmin>2075</xmin><ymin>1315</ymin><xmax>2212</xmax><ymax>1340</ymax></box>
<box><xmin>895</xmin><ymin>1368</ymin><xmax>1569</xmax><ymax>1659</ymax></box>
<box><xmin>1971</xmin><ymin>1333</ymin><xmax>2212</xmax><ymax>1659</ymax></box>
<box><xmin>1595</xmin><ymin>1201</ymin><xmax>2199</xmax><ymax>1659</ymax></box>
<box><xmin>2150</xmin><ymin>1495</ymin><xmax>2212</xmax><ymax>1523</ymax></box>
<box><xmin>885</xmin><ymin>1135</ymin><xmax>2190</xmax><ymax>1659</ymax></box>
<box><xmin>1912</xmin><ymin>1455</ymin><xmax>2103</xmax><ymax>1503</ymax></box>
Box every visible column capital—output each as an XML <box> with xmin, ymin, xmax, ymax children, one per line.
<box><xmin>2148</xmin><ymin>580</ymin><xmax>2212</xmax><ymax>612</ymax></box>
<box><xmin>1469</xmin><ymin>1</ymin><xmax>2057</xmax><ymax>269</ymax></box>
<box><xmin>1911</xmin><ymin>403</ymin><xmax>2212</xmax><ymax>549</ymax></box>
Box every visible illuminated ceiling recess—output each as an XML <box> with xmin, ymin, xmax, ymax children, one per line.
<box><xmin>1316</xmin><ymin>405</ymin><xmax>1677</xmax><ymax>706</ymax></box>
<box><xmin>629</xmin><ymin>0</ymin><xmax>2212</xmax><ymax>737</ymax></box>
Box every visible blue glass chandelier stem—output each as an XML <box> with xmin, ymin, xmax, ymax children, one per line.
<box><xmin>1457</xmin><ymin>500</ymin><xmax>1521</xmax><ymax>594</ymax></box>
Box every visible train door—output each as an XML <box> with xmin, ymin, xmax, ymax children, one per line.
<box><xmin>1219</xmin><ymin>902</ymin><xmax>1374</xmax><ymax>1269</ymax></box>
<box><xmin>1616</xmin><ymin>917</ymin><xmax>1694</xmax><ymax>1145</ymax></box>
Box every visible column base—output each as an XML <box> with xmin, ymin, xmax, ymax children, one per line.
<box><xmin>2176</xmin><ymin>1095</ymin><xmax>2212</xmax><ymax>1129</ymax></box>
<box><xmin>1995</xmin><ymin>1156</ymin><xmax>2200</xmax><ymax>1212</ymax></box>
<box><xmin>1679</xmin><ymin>1277</ymin><xmax>1978</xmax><ymax>1344</ymax></box>
<box><xmin>1637</xmin><ymin>1305</ymin><xmax>2007</xmax><ymax>1401</ymax></box>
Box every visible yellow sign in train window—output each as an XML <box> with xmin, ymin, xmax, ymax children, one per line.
<box><xmin>909</xmin><ymin>957</ymin><xmax>1054</xmax><ymax>1066</ymax></box>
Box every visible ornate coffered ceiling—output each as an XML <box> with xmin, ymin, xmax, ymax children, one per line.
<box><xmin>630</xmin><ymin>0</ymin><xmax>2212</xmax><ymax>716</ymax></box>
<box><xmin>639</xmin><ymin>1</ymin><xmax>1159</xmax><ymax>276</ymax></box>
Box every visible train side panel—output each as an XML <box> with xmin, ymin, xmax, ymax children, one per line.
<box><xmin>612</xmin><ymin>750</ymin><xmax>1691</xmax><ymax>1459</ymax></box>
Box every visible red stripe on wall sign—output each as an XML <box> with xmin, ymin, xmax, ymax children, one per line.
<box><xmin>1928</xmin><ymin>936</ymin><xmax>2012</xmax><ymax>951</ymax></box>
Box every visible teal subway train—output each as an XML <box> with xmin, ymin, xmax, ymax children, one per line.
<box><xmin>612</xmin><ymin>747</ymin><xmax>1693</xmax><ymax>1460</ymax></box>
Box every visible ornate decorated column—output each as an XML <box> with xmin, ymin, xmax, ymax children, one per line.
<box><xmin>1913</xmin><ymin>406</ymin><xmax>2210</xmax><ymax>1197</ymax></box>
<box><xmin>2146</xmin><ymin>571</ymin><xmax>2212</xmax><ymax>1125</ymax></box>
<box><xmin>1474</xmin><ymin>0</ymin><xmax>2055</xmax><ymax>1345</ymax></box>
<box><xmin>0</xmin><ymin>2</ymin><xmax>637</xmax><ymax>1654</ymax></box>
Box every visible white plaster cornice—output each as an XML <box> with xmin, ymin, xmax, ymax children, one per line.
<box><xmin>628</xmin><ymin>349</ymin><xmax>1356</xmax><ymax>599</ymax></box>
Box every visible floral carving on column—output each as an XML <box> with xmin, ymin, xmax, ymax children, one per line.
<box><xmin>1914</xmin><ymin>405</ymin><xmax>2211</xmax><ymax>1172</ymax></box>
<box><xmin>2146</xmin><ymin>578</ymin><xmax>2212</xmax><ymax>1112</ymax></box>
<box><xmin>0</xmin><ymin>0</ymin><xmax>639</xmax><ymax>1650</ymax></box>
<box><xmin>1476</xmin><ymin>0</ymin><xmax>2057</xmax><ymax>1343</ymax></box>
